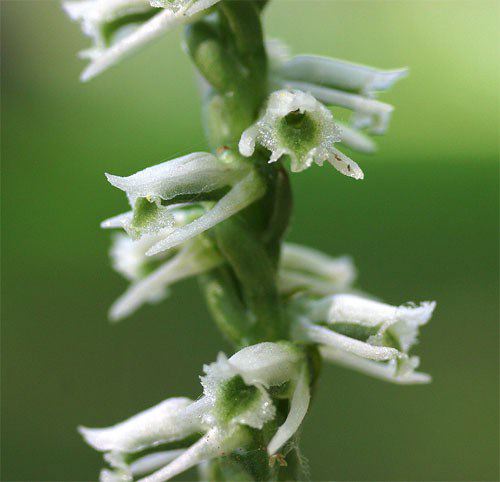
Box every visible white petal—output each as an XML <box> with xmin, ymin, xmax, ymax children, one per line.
<box><xmin>320</xmin><ymin>346</ymin><xmax>431</xmax><ymax>384</ymax></box>
<box><xmin>280</xmin><ymin>243</ymin><xmax>357</xmax><ymax>288</ymax></box>
<box><xmin>78</xmin><ymin>397</ymin><xmax>203</xmax><ymax>453</ymax></box>
<box><xmin>278</xmin><ymin>79</ymin><xmax>393</xmax><ymax>121</ymax></box>
<box><xmin>105</xmin><ymin>152</ymin><xmax>237</xmax><ymax>203</ymax></box>
<box><xmin>327</xmin><ymin>147</ymin><xmax>364</xmax><ymax>180</ymax></box>
<box><xmin>146</xmin><ymin>170</ymin><xmax>265</xmax><ymax>255</ymax></box>
<box><xmin>109</xmin><ymin>239</ymin><xmax>221</xmax><ymax>321</ymax></box>
<box><xmin>130</xmin><ymin>449</ymin><xmax>186</xmax><ymax>476</ymax></box>
<box><xmin>278</xmin><ymin>55</ymin><xmax>408</xmax><ymax>94</ymax></box>
<box><xmin>137</xmin><ymin>426</ymin><xmax>248</xmax><ymax>482</ymax></box>
<box><xmin>100</xmin><ymin>469</ymin><xmax>132</xmax><ymax>482</ymax></box>
<box><xmin>228</xmin><ymin>342</ymin><xmax>302</xmax><ymax>388</ymax></box>
<box><xmin>268</xmin><ymin>365</ymin><xmax>310</xmax><ymax>455</ymax></box>
<box><xmin>295</xmin><ymin>318</ymin><xmax>400</xmax><ymax>361</ymax></box>
<box><xmin>101</xmin><ymin>211</ymin><xmax>133</xmax><ymax>229</ymax></box>
<box><xmin>337</xmin><ymin>122</ymin><xmax>377</xmax><ymax>153</ymax></box>
<box><xmin>238</xmin><ymin>126</ymin><xmax>258</xmax><ymax>157</ymax></box>
<box><xmin>328</xmin><ymin>294</ymin><xmax>434</xmax><ymax>328</ymax></box>
<box><xmin>80</xmin><ymin>8</ymin><xmax>180</xmax><ymax>81</ymax></box>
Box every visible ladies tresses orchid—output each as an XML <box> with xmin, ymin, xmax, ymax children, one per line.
<box><xmin>239</xmin><ymin>89</ymin><xmax>364</xmax><ymax>178</ymax></box>
<box><xmin>291</xmin><ymin>293</ymin><xmax>435</xmax><ymax>384</ymax></box>
<box><xmin>63</xmin><ymin>0</ymin><xmax>221</xmax><ymax>81</ymax></box>
<box><xmin>266</xmin><ymin>39</ymin><xmax>407</xmax><ymax>152</ymax></box>
<box><xmin>79</xmin><ymin>342</ymin><xmax>310</xmax><ymax>481</ymax></box>
<box><xmin>65</xmin><ymin>0</ymin><xmax>435</xmax><ymax>478</ymax></box>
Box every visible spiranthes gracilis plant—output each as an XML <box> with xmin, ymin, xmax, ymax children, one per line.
<box><xmin>64</xmin><ymin>0</ymin><xmax>435</xmax><ymax>480</ymax></box>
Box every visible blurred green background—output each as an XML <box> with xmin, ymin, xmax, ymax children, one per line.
<box><xmin>2</xmin><ymin>0</ymin><xmax>498</xmax><ymax>480</ymax></box>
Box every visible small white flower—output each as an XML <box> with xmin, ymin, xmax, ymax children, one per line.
<box><xmin>291</xmin><ymin>294</ymin><xmax>435</xmax><ymax>384</ymax></box>
<box><xmin>266</xmin><ymin>40</ymin><xmax>407</xmax><ymax>145</ymax></box>
<box><xmin>103</xmin><ymin>152</ymin><xmax>265</xmax><ymax>255</ymax></box>
<box><xmin>239</xmin><ymin>89</ymin><xmax>363</xmax><ymax>178</ymax></box>
<box><xmin>108</xmin><ymin>236</ymin><xmax>222</xmax><ymax>321</ymax></box>
<box><xmin>278</xmin><ymin>242</ymin><xmax>357</xmax><ymax>295</ymax></box>
<box><xmin>80</xmin><ymin>343</ymin><xmax>311</xmax><ymax>481</ymax></box>
<box><xmin>63</xmin><ymin>0</ymin><xmax>221</xmax><ymax>81</ymax></box>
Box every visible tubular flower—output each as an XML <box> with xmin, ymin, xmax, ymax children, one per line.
<box><xmin>239</xmin><ymin>89</ymin><xmax>363</xmax><ymax>178</ymax></box>
<box><xmin>291</xmin><ymin>294</ymin><xmax>435</xmax><ymax>384</ymax></box>
<box><xmin>266</xmin><ymin>39</ymin><xmax>407</xmax><ymax>151</ymax></box>
<box><xmin>278</xmin><ymin>242</ymin><xmax>357</xmax><ymax>296</ymax></box>
<box><xmin>63</xmin><ymin>0</ymin><xmax>221</xmax><ymax>81</ymax></box>
<box><xmin>79</xmin><ymin>342</ymin><xmax>311</xmax><ymax>482</ymax></box>
<box><xmin>102</xmin><ymin>151</ymin><xmax>265</xmax><ymax>254</ymax></box>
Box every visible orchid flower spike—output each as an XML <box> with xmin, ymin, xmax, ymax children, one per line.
<box><xmin>266</xmin><ymin>39</ymin><xmax>407</xmax><ymax>150</ymax></box>
<box><xmin>239</xmin><ymin>89</ymin><xmax>363</xmax><ymax>178</ymax></box>
<box><xmin>278</xmin><ymin>242</ymin><xmax>357</xmax><ymax>296</ymax></box>
<box><xmin>291</xmin><ymin>293</ymin><xmax>435</xmax><ymax>384</ymax></box>
<box><xmin>63</xmin><ymin>0</ymin><xmax>221</xmax><ymax>81</ymax></box>
<box><xmin>79</xmin><ymin>342</ymin><xmax>311</xmax><ymax>482</ymax></box>
<box><xmin>102</xmin><ymin>151</ymin><xmax>265</xmax><ymax>255</ymax></box>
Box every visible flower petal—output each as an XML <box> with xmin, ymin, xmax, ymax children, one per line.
<box><xmin>320</xmin><ymin>346</ymin><xmax>431</xmax><ymax>384</ymax></box>
<box><xmin>145</xmin><ymin>170</ymin><xmax>265</xmax><ymax>255</ymax></box>
<box><xmin>78</xmin><ymin>397</ymin><xmax>203</xmax><ymax>453</ymax></box>
<box><xmin>268</xmin><ymin>364</ymin><xmax>310</xmax><ymax>455</ymax></box>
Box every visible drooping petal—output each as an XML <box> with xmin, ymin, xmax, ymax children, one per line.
<box><xmin>137</xmin><ymin>426</ymin><xmax>250</xmax><ymax>482</ymax></box>
<box><xmin>145</xmin><ymin>170</ymin><xmax>265</xmax><ymax>255</ymax></box>
<box><xmin>337</xmin><ymin>121</ymin><xmax>377</xmax><ymax>153</ymax></box>
<box><xmin>78</xmin><ymin>397</ymin><xmax>204</xmax><ymax>453</ymax></box>
<box><xmin>294</xmin><ymin>318</ymin><xmax>401</xmax><ymax>361</ymax></box>
<box><xmin>268</xmin><ymin>364</ymin><xmax>310</xmax><ymax>455</ymax></box>
<box><xmin>320</xmin><ymin>346</ymin><xmax>431</xmax><ymax>384</ymax></box>
<box><xmin>130</xmin><ymin>449</ymin><xmax>187</xmax><ymax>476</ymax></box>
<box><xmin>109</xmin><ymin>238</ymin><xmax>221</xmax><ymax>321</ymax></box>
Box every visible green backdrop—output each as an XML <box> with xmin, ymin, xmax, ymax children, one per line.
<box><xmin>2</xmin><ymin>0</ymin><xmax>498</xmax><ymax>480</ymax></box>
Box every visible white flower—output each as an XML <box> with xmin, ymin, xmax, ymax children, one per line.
<box><xmin>80</xmin><ymin>343</ymin><xmax>311</xmax><ymax>481</ymax></box>
<box><xmin>108</xmin><ymin>236</ymin><xmax>222</xmax><ymax>321</ymax></box>
<box><xmin>291</xmin><ymin>294</ymin><xmax>435</xmax><ymax>384</ymax></box>
<box><xmin>239</xmin><ymin>89</ymin><xmax>363</xmax><ymax>178</ymax></box>
<box><xmin>278</xmin><ymin>242</ymin><xmax>357</xmax><ymax>295</ymax></box>
<box><xmin>103</xmin><ymin>151</ymin><xmax>265</xmax><ymax>255</ymax></box>
<box><xmin>63</xmin><ymin>0</ymin><xmax>221</xmax><ymax>81</ymax></box>
<box><xmin>266</xmin><ymin>39</ymin><xmax>407</xmax><ymax>147</ymax></box>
